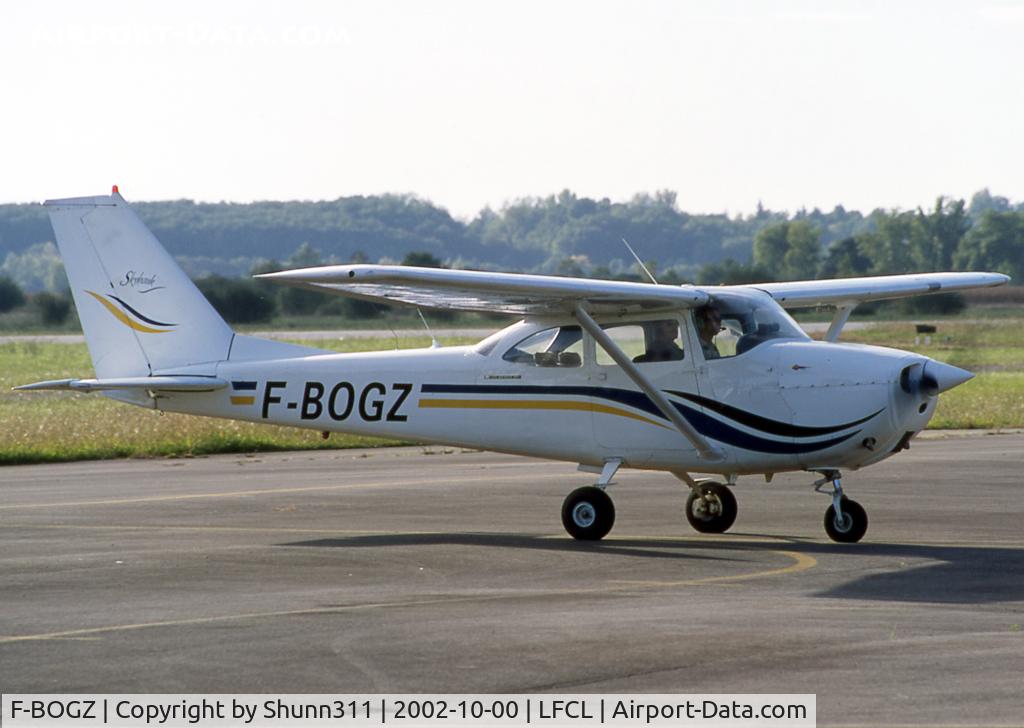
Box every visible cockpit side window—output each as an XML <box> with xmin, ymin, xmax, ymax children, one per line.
<box><xmin>502</xmin><ymin>326</ymin><xmax>583</xmax><ymax>367</ymax></box>
<box><xmin>693</xmin><ymin>292</ymin><xmax>808</xmax><ymax>359</ymax></box>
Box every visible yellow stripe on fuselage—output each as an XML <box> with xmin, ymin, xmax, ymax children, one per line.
<box><xmin>418</xmin><ymin>398</ymin><xmax>670</xmax><ymax>430</ymax></box>
<box><xmin>230</xmin><ymin>396</ymin><xmax>256</xmax><ymax>406</ymax></box>
<box><xmin>85</xmin><ymin>291</ymin><xmax>170</xmax><ymax>334</ymax></box>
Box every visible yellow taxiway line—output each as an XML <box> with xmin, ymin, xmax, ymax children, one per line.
<box><xmin>0</xmin><ymin>534</ymin><xmax>817</xmax><ymax>645</ymax></box>
<box><xmin>608</xmin><ymin>549</ymin><xmax>818</xmax><ymax>587</ymax></box>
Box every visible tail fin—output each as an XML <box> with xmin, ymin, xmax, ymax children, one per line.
<box><xmin>45</xmin><ymin>189</ymin><xmax>234</xmax><ymax>377</ymax></box>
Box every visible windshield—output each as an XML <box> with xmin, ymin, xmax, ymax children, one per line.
<box><xmin>696</xmin><ymin>290</ymin><xmax>808</xmax><ymax>358</ymax></box>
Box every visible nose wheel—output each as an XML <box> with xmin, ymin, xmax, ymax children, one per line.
<box><xmin>815</xmin><ymin>471</ymin><xmax>868</xmax><ymax>543</ymax></box>
<box><xmin>824</xmin><ymin>497</ymin><xmax>868</xmax><ymax>543</ymax></box>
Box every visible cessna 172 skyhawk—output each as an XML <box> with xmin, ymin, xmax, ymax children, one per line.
<box><xmin>18</xmin><ymin>190</ymin><xmax>1010</xmax><ymax>543</ymax></box>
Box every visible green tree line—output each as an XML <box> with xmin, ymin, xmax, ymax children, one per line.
<box><xmin>740</xmin><ymin>197</ymin><xmax>1024</xmax><ymax>286</ymax></box>
<box><xmin>1</xmin><ymin>189</ymin><xmax>1021</xmax><ymax>308</ymax></box>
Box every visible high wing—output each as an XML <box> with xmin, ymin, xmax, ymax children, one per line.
<box><xmin>751</xmin><ymin>272</ymin><xmax>1010</xmax><ymax>308</ymax></box>
<box><xmin>258</xmin><ymin>266</ymin><xmax>1009</xmax><ymax>315</ymax></box>
<box><xmin>255</xmin><ymin>265</ymin><xmax>709</xmax><ymax>314</ymax></box>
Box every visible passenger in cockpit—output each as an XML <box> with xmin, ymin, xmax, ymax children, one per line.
<box><xmin>634</xmin><ymin>319</ymin><xmax>684</xmax><ymax>362</ymax></box>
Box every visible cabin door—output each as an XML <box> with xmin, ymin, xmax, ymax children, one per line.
<box><xmin>590</xmin><ymin>316</ymin><xmax>701</xmax><ymax>463</ymax></box>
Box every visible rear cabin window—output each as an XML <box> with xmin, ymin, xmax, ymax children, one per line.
<box><xmin>597</xmin><ymin>319</ymin><xmax>684</xmax><ymax>365</ymax></box>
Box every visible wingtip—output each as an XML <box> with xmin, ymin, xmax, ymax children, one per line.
<box><xmin>254</xmin><ymin>265</ymin><xmax>356</xmax><ymax>283</ymax></box>
<box><xmin>13</xmin><ymin>379</ymin><xmax>75</xmax><ymax>391</ymax></box>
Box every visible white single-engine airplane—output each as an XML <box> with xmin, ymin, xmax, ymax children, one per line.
<box><xmin>18</xmin><ymin>189</ymin><xmax>1011</xmax><ymax>543</ymax></box>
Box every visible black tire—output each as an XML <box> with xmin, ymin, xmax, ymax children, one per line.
<box><xmin>561</xmin><ymin>486</ymin><xmax>615</xmax><ymax>540</ymax></box>
<box><xmin>824</xmin><ymin>497</ymin><xmax>868</xmax><ymax>543</ymax></box>
<box><xmin>685</xmin><ymin>482</ymin><xmax>738</xmax><ymax>534</ymax></box>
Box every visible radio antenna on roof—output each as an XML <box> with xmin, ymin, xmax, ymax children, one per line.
<box><xmin>622</xmin><ymin>237</ymin><xmax>658</xmax><ymax>284</ymax></box>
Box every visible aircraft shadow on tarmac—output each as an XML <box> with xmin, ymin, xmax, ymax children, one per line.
<box><xmin>735</xmin><ymin>536</ymin><xmax>1024</xmax><ymax>605</ymax></box>
<box><xmin>805</xmin><ymin>541</ymin><xmax>1024</xmax><ymax>605</ymax></box>
<box><xmin>281</xmin><ymin>533</ymin><xmax>1024</xmax><ymax>605</ymax></box>
<box><xmin>281</xmin><ymin>532</ymin><xmax>743</xmax><ymax>564</ymax></box>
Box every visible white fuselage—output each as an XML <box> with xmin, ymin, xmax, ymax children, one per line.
<box><xmin>148</xmin><ymin>317</ymin><xmax>938</xmax><ymax>478</ymax></box>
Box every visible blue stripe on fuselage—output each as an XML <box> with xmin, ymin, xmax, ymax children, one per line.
<box><xmin>420</xmin><ymin>383</ymin><xmax>864</xmax><ymax>454</ymax></box>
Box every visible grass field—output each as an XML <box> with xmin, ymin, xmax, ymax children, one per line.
<box><xmin>3</xmin><ymin>323</ymin><xmax>1022</xmax><ymax>465</ymax></box>
<box><xmin>0</xmin><ymin>336</ymin><xmax>477</xmax><ymax>465</ymax></box>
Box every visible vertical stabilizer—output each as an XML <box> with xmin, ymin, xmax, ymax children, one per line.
<box><xmin>45</xmin><ymin>190</ymin><xmax>234</xmax><ymax>378</ymax></box>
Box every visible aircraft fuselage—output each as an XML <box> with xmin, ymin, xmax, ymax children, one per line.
<box><xmin>150</xmin><ymin>319</ymin><xmax>939</xmax><ymax>479</ymax></box>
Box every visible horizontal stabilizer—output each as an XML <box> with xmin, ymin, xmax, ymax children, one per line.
<box><xmin>14</xmin><ymin>376</ymin><xmax>227</xmax><ymax>393</ymax></box>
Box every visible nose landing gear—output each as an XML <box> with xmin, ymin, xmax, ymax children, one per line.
<box><xmin>814</xmin><ymin>471</ymin><xmax>868</xmax><ymax>543</ymax></box>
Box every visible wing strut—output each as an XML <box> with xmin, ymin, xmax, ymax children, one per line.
<box><xmin>572</xmin><ymin>304</ymin><xmax>725</xmax><ymax>462</ymax></box>
<box><xmin>824</xmin><ymin>304</ymin><xmax>857</xmax><ymax>342</ymax></box>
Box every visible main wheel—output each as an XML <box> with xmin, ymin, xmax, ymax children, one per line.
<box><xmin>561</xmin><ymin>486</ymin><xmax>615</xmax><ymax>540</ymax></box>
<box><xmin>685</xmin><ymin>482</ymin><xmax>738</xmax><ymax>534</ymax></box>
<box><xmin>824</xmin><ymin>497</ymin><xmax>868</xmax><ymax>543</ymax></box>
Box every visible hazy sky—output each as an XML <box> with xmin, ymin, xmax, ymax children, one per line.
<box><xmin>3</xmin><ymin>0</ymin><xmax>1022</xmax><ymax>218</ymax></box>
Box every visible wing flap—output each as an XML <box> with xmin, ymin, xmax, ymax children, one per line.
<box><xmin>256</xmin><ymin>265</ymin><xmax>709</xmax><ymax>314</ymax></box>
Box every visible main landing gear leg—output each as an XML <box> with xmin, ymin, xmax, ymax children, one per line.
<box><xmin>562</xmin><ymin>459</ymin><xmax>621</xmax><ymax>541</ymax></box>
<box><xmin>814</xmin><ymin>470</ymin><xmax>868</xmax><ymax>543</ymax></box>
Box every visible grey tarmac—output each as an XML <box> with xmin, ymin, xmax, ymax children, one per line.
<box><xmin>1</xmin><ymin>434</ymin><xmax>1022</xmax><ymax>726</ymax></box>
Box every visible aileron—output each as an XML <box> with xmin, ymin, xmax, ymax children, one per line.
<box><xmin>753</xmin><ymin>272</ymin><xmax>1010</xmax><ymax>308</ymax></box>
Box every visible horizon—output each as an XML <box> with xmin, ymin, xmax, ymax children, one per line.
<box><xmin>3</xmin><ymin>185</ymin><xmax>1019</xmax><ymax>224</ymax></box>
